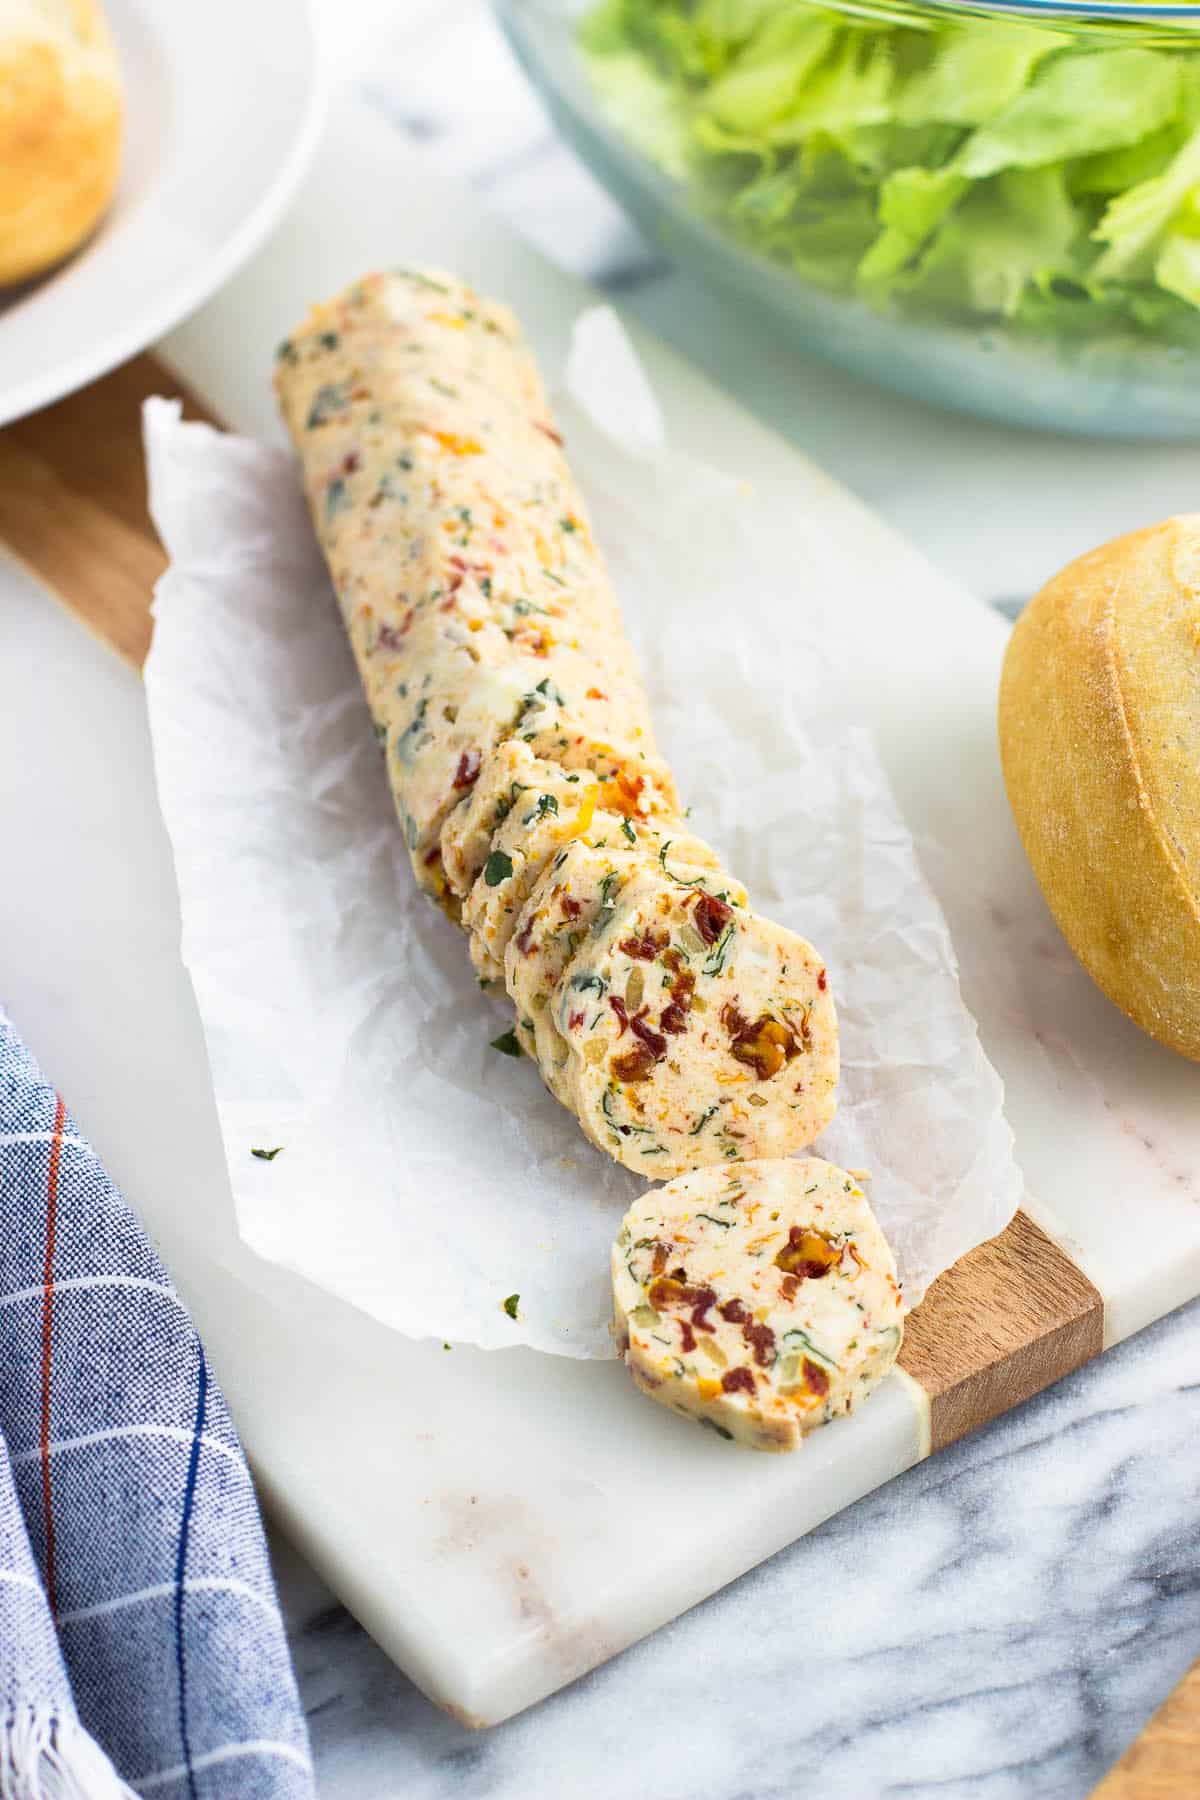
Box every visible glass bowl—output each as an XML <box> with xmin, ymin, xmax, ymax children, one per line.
<box><xmin>496</xmin><ymin>0</ymin><xmax>1200</xmax><ymax>438</ymax></box>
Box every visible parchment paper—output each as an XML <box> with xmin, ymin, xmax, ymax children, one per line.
<box><xmin>143</xmin><ymin>310</ymin><xmax>1022</xmax><ymax>1358</ymax></box>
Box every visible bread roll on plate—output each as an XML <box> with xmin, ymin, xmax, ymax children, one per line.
<box><xmin>999</xmin><ymin>517</ymin><xmax>1200</xmax><ymax>1059</ymax></box>
<box><xmin>0</xmin><ymin>0</ymin><xmax>123</xmax><ymax>287</ymax></box>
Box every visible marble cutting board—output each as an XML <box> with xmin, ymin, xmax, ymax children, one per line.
<box><xmin>2</xmin><ymin>96</ymin><xmax>1199</xmax><ymax>1727</ymax></box>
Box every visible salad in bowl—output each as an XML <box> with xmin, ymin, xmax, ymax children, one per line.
<box><xmin>498</xmin><ymin>0</ymin><xmax>1200</xmax><ymax>436</ymax></box>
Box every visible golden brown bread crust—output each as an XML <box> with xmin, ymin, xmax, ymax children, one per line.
<box><xmin>999</xmin><ymin>516</ymin><xmax>1200</xmax><ymax>1060</ymax></box>
<box><xmin>0</xmin><ymin>0</ymin><xmax>124</xmax><ymax>287</ymax></box>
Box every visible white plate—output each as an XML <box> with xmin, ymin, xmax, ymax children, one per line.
<box><xmin>0</xmin><ymin>0</ymin><xmax>324</xmax><ymax>426</ymax></box>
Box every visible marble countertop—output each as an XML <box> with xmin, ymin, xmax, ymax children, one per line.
<box><xmin>273</xmin><ymin>4</ymin><xmax>1200</xmax><ymax>1793</ymax></box>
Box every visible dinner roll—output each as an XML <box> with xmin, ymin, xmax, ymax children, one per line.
<box><xmin>999</xmin><ymin>517</ymin><xmax>1200</xmax><ymax>1059</ymax></box>
<box><xmin>0</xmin><ymin>0</ymin><xmax>123</xmax><ymax>286</ymax></box>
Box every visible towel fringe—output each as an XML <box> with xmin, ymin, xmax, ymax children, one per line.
<box><xmin>0</xmin><ymin>1707</ymin><xmax>138</xmax><ymax>1800</ymax></box>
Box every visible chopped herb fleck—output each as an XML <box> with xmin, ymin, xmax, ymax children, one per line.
<box><xmin>397</xmin><ymin>268</ymin><xmax>451</xmax><ymax>293</ymax></box>
<box><xmin>601</xmin><ymin>1087</ymin><xmax>654</xmax><ymax>1134</ymax></box>
<box><xmin>395</xmin><ymin>697</ymin><xmax>429</xmax><ymax>766</ymax></box>
<box><xmin>658</xmin><ymin>841</ymin><xmax>708</xmax><ymax>889</ymax></box>
<box><xmin>689</xmin><ymin>1104</ymin><xmax>719</xmax><ymax>1136</ymax></box>
<box><xmin>699</xmin><ymin>1417</ymin><xmax>734</xmax><ymax>1442</ymax></box>
<box><xmin>251</xmin><ymin>1146</ymin><xmax>283</xmax><ymax>1162</ymax></box>
<box><xmin>502</xmin><ymin>1293</ymin><xmax>521</xmax><ymax>1320</ymax></box>
<box><xmin>484</xmin><ymin>850</ymin><xmax>514</xmax><ymax>887</ymax></box>
<box><xmin>781</xmin><ymin>1326</ymin><xmax>836</xmax><ymax>1368</ymax></box>
<box><xmin>535</xmin><ymin>793</ymin><xmax>559</xmax><ymax>820</ymax></box>
<box><xmin>318</xmin><ymin>331</ymin><xmax>340</xmax><ymax>351</ymax></box>
<box><xmin>621</xmin><ymin>818</ymin><xmax>637</xmax><ymax>845</ymax></box>
<box><xmin>275</xmin><ymin>337</ymin><xmax>298</xmax><ymax>365</ymax></box>
<box><xmin>696</xmin><ymin>1212</ymin><xmax>732</xmax><ymax>1228</ymax></box>
<box><xmin>325</xmin><ymin>477</ymin><xmax>350</xmax><ymax>521</ymax></box>
<box><xmin>560</xmin><ymin>516</ymin><xmax>578</xmax><ymax>533</ymax></box>
<box><xmin>703</xmin><ymin>922</ymin><xmax>736</xmax><ymax>976</ymax></box>
<box><xmin>490</xmin><ymin>1029</ymin><xmax>523</xmax><ymax>1057</ymax></box>
<box><xmin>571</xmin><ymin>972</ymin><xmax>607</xmax><ymax>996</ymax></box>
<box><xmin>306</xmin><ymin>380</ymin><xmax>352</xmax><ymax>428</ymax></box>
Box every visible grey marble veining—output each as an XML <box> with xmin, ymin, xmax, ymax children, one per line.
<box><xmin>275</xmin><ymin>1299</ymin><xmax>1200</xmax><ymax>1798</ymax></box>
<box><xmin>268</xmin><ymin>4</ymin><xmax>1200</xmax><ymax>1792</ymax></box>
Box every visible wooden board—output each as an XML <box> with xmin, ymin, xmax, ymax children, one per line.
<box><xmin>0</xmin><ymin>357</ymin><xmax>216</xmax><ymax>668</ymax></box>
<box><xmin>0</xmin><ymin>349</ymin><xmax>1104</xmax><ymax>1457</ymax></box>
<box><xmin>1093</xmin><ymin>1660</ymin><xmax>1200</xmax><ymax>1796</ymax></box>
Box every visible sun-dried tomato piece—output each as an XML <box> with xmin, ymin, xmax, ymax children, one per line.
<box><xmin>774</xmin><ymin>1225</ymin><xmax>839</xmax><ymax>1280</ymax></box>
<box><xmin>648</xmin><ymin>1276</ymin><xmax>717</xmax><ymax>1342</ymax></box>
<box><xmin>609</xmin><ymin>996</ymin><xmax>630</xmax><ymax>1036</ymax></box>
<box><xmin>630</xmin><ymin>1015</ymin><xmax>667</xmax><ymax>1060</ymax></box>
<box><xmin>619</xmin><ymin>932</ymin><xmax>663</xmax><ymax>962</ymax></box>
<box><xmin>721</xmin><ymin>1366</ymin><xmax>756</xmax><ymax>1396</ymax></box>
<box><xmin>727</xmin><ymin>1012</ymin><xmax>800</xmax><ymax>1080</ymax></box>
<box><xmin>718</xmin><ymin>1297</ymin><xmax>747</xmax><ymax>1324</ymax></box>
<box><xmin>689</xmin><ymin>1285</ymin><xmax>717</xmax><ymax>1332</ymax></box>
<box><xmin>742</xmin><ymin>1321</ymin><xmax>776</xmax><ymax>1367</ymax></box>
<box><xmin>721</xmin><ymin>1001</ymin><xmax>748</xmax><ymax>1037</ymax></box>
<box><xmin>661</xmin><ymin>968</ymin><xmax>695</xmax><ymax>1036</ymax></box>
<box><xmin>375</xmin><ymin>613</ymin><xmax>413</xmax><ymax>652</ymax></box>
<box><xmin>561</xmin><ymin>894</ymin><xmax>582</xmax><ymax>919</ymax></box>
<box><xmin>692</xmin><ymin>892</ymin><xmax>733</xmax><ymax>945</ymax></box>
<box><xmin>515</xmin><ymin>918</ymin><xmax>536</xmax><ymax>957</ymax></box>
<box><xmin>817</xmin><ymin>969</ymin><xmax>828</xmax><ymax>991</ymax></box>
<box><xmin>678</xmin><ymin>1319</ymin><xmax>696</xmax><ymax>1353</ymax></box>
<box><xmin>650</xmin><ymin>1242</ymin><xmax>670</xmax><ymax>1276</ymax></box>
<box><xmin>452</xmin><ymin>749</ymin><xmax>481</xmax><ymax>791</ymax></box>
<box><xmin>613</xmin><ymin>1043</ymin><xmax>657</xmax><ymax>1083</ymax></box>
<box><xmin>803</xmin><ymin>1358</ymin><xmax>830</xmax><ymax>1398</ymax></box>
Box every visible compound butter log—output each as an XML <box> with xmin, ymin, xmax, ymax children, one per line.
<box><xmin>273</xmin><ymin>268</ymin><xmax>675</xmax><ymax>907</ymax></box>
<box><xmin>277</xmin><ymin>270</ymin><xmax>841</xmax><ymax>1185</ymax></box>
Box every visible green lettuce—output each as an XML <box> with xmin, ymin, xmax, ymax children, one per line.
<box><xmin>581</xmin><ymin>0</ymin><xmax>1200</xmax><ymax>343</ymax></box>
<box><xmin>956</xmin><ymin>50</ymin><xmax>1182</xmax><ymax>180</ymax></box>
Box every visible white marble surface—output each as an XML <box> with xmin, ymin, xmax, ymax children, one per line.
<box><xmin>242</xmin><ymin>4</ymin><xmax>1200</xmax><ymax>1793</ymax></box>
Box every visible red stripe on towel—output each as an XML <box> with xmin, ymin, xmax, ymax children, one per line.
<box><xmin>40</xmin><ymin>1094</ymin><xmax>65</xmax><ymax>1616</ymax></box>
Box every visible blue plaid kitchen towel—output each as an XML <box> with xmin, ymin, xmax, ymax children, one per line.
<box><xmin>0</xmin><ymin>1009</ymin><xmax>315</xmax><ymax>1799</ymax></box>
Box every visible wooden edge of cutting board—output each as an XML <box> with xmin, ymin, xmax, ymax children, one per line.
<box><xmin>1092</xmin><ymin>1660</ymin><xmax>1200</xmax><ymax>1796</ymax></box>
<box><xmin>0</xmin><ymin>350</ymin><xmax>1106</xmax><ymax>1457</ymax></box>
<box><xmin>0</xmin><ymin>353</ymin><xmax>219</xmax><ymax>667</ymax></box>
